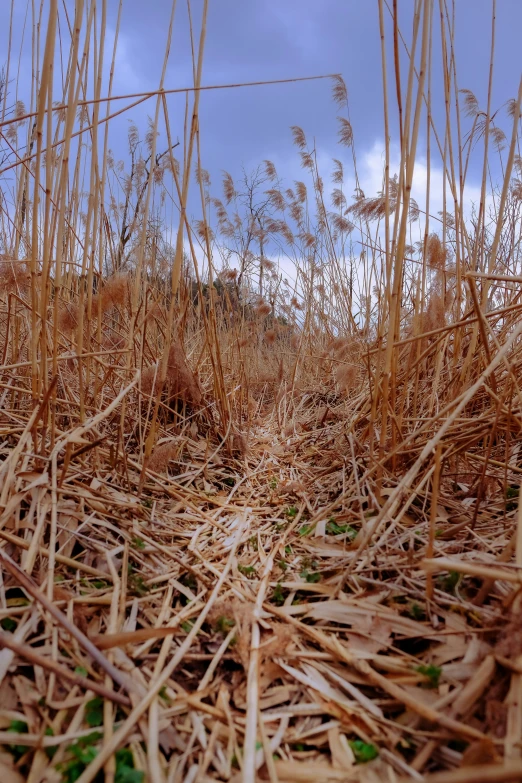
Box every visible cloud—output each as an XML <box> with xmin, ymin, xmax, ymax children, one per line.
<box><xmin>360</xmin><ymin>139</ymin><xmax>484</xmax><ymax>233</ymax></box>
<box><xmin>191</xmin><ymin>134</ymin><xmax>489</xmax><ymax>307</ymax></box>
<box><xmin>103</xmin><ymin>26</ymin><xmax>148</xmax><ymax>96</ymax></box>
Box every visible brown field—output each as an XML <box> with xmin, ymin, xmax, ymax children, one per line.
<box><xmin>1</xmin><ymin>1</ymin><xmax>522</xmax><ymax>781</ymax></box>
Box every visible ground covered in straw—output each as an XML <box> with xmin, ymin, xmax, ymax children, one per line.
<box><xmin>1</xmin><ymin>385</ymin><xmax>520</xmax><ymax>783</ymax></box>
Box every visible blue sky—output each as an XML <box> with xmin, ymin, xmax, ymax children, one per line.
<box><xmin>3</xmin><ymin>1</ymin><xmax>520</xmax><ymax>177</ymax></box>
<box><xmin>1</xmin><ymin>0</ymin><xmax>521</xmax><ymax>278</ymax></box>
<box><xmin>97</xmin><ymin>0</ymin><xmax>521</xmax><ymax>184</ymax></box>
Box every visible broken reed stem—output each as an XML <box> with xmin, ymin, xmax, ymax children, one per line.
<box><xmin>422</xmin><ymin>558</ymin><xmax>522</xmax><ymax>584</ymax></box>
<box><xmin>0</xmin><ymin>631</ymin><xmax>130</xmax><ymax>706</ymax></box>
<box><xmin>426</xmin><ymin>442</ymin><xmax>442</xmax><ymax>601</ymax></box>
<box><xmin>0</xmin><ymin>74</ymin><xmax>339</xmax><ymax>133</ymax></box>
<box><xmin>243</xmin><ymin>547</ymin><xmax>275</xmax><ymax>783</ymax></box>
<box><xmin>74</xmin><ymin>516</ymin><xmax>245</xmax><ymax>783</ymax></box>
<box><xmin>397</xmin><ymin>761</ymin><xmax>522</xmax><ymax>783</ymax></box>
<box><xmin>504</xmin><ymin>478</ymin><xmax>522</xmax><ymax>760</ymax></box>
<box><xmin>0</xmin><ymin>548</ymin><xmax>135</xmax><ymax>696</ymax></box>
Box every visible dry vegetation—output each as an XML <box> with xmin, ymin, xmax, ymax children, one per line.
<box><xmin>1</xmin><ymin>1</ymin><xmax>522</xmax><ymax>781</ymax></box>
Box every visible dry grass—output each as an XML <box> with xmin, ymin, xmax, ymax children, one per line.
<box><xmin>1</xmin><ymin>1</ymin><xmax>522</xmax><ymax>781</ymax></box>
